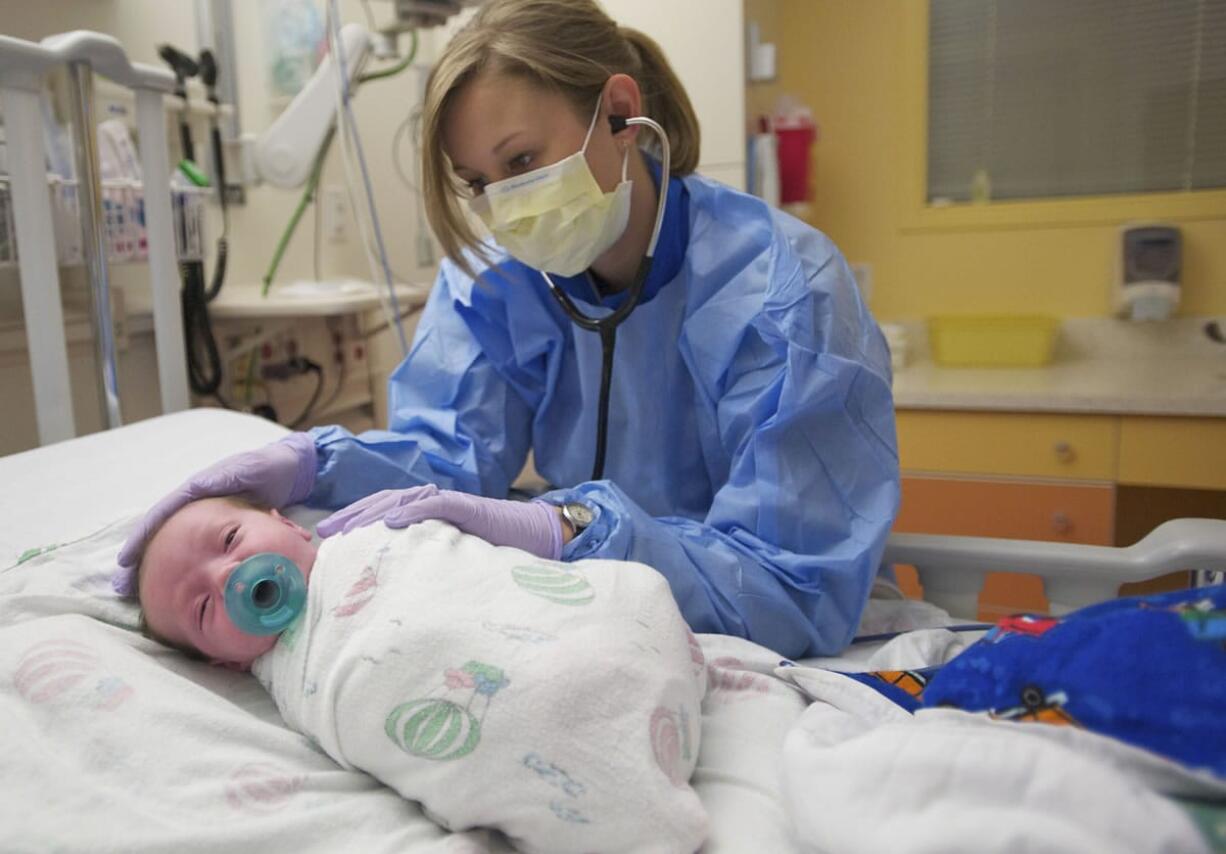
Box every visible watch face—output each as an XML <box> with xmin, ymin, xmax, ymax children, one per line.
<box><xmin>567</xmin><ymin>503</ymin><xmax>594</xmax><ymax>527</ymax></box>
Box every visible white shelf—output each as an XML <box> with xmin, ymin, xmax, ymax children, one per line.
<box><xmin>207</xmin><ymin>280</ymin><xmax>432</xmax><ymax>320</ymax></box>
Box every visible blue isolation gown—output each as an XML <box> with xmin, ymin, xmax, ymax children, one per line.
<box><xmin>307</xmin><ymin>167</ymin><xmax>899</xmax><ymax>658</ymax></box>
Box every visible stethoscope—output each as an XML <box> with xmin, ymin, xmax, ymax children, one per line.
<box><xmin>539</xmin><ymin>114</ymin><xmax>671</xmax><ymax>482</ymax></box>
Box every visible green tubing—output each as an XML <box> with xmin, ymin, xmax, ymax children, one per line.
<box><xmin>261</xmin><ymin>126</ymin><xmax>336</xmax><ymax>297</ymax></box>
<box><xmin>357</xmin><ymin>30</ymin><xmax>418</xmax><ymax>84</ymax></box>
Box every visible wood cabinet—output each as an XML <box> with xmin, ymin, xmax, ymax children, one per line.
<box><xmin>893</xmin><ymin>409</ymin><xmax>1225</xmax><ymax>619</ymax></box>
<box><xmin>897</xmin><ymin>411</ymin><xmax>1118</xmax><ymax>481</ymax></box>
<box><xmin>1119</xmin><ymin>417</ymin><xmax>1226</xmax><ymax>491</ymax></box>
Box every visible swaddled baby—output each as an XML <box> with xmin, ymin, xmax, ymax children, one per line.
<box><xmin>134</xmin><ymin>497</ymin><xmax>709</xmax><ymax>853</ymax></box>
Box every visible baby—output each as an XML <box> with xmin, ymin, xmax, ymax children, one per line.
<box><xmin>133</xmin><ymin>497</ymin><xmax>709</xmax><ymax>854</ymax></box>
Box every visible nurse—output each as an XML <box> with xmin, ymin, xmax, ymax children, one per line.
<box><xmin>116</xmin><ymin>0</ymin><xmax>899</xmax><ymax>659</ymax></box>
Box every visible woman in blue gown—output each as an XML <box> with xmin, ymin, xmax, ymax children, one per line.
<box><xmin>117</xmin><ymin>0</ymin><xmax>899</xmax><ymax>659</ymax></box>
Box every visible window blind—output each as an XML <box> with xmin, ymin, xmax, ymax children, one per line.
<box><xmin>928</xmin><ymin>0</ymin><xmax>1226</xmax><ymax>202</ymax></box>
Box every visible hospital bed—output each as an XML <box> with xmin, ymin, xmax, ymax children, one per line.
<box><xmin>3</xmin><ymin>408</ymin><xmax>1225</xmax><ymax>852</ymax></box>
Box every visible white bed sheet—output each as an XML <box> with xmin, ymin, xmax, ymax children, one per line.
<box><xmin>0</xmin><ymin>411</ymin><xmax>824</xmax><ymax>852</ymax></box>
<box><xmin>0</xmin><ymin>409</ymin><xmax>287</xmax><ymax>564</ymax></box>
<box><xmin>6</xmin><ymin>410</ymin><xmax>1205</xmax><ymax>852</ymax></box>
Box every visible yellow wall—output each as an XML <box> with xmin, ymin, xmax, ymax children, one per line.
<box><xmin>747</xmin><ymin>0</ymin><xmax>1226</xmax><ymax>320</ymax></box>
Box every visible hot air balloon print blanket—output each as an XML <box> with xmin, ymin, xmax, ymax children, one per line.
<box><xmin>252</xmin><ymin>519</ymin><xmax>709</xmax><ymax>854</ymax></box>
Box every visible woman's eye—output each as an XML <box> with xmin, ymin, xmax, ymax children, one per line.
<box><xmin>224</xmin><ymin>527</ymin><xmax>238</xmax><ymax>550</ymax></box>
<box><xmin>508</xmin><ymin>153</ymin><xmax>533</xmax><ymax>172</ymax></box>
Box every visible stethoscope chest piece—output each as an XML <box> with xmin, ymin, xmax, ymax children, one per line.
<box><xmin>224</xmin><ymin>552</ymin><xmax>307</xmax><ymax>636</ymax></box>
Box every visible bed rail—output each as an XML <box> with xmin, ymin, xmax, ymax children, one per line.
<box><xmin>884</xmin><ymin>518</ymin><xmax>1226</xmax><ymax>618</ymax></box>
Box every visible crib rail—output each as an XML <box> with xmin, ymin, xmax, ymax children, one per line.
<box><xmin>0</xmin><ymin>30</ymin><xmax>189</xmax><ymax>446</ymax></box>
<box><xmin>884</xmin><ymin>518</ymin><xmax>1226</xmax><ymax>618</ymax></box>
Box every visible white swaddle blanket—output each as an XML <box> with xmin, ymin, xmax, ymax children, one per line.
<box><xmin>252</xmin><ymin>520</ymin><xmax>708</xmax><ymax>854</ymax></box>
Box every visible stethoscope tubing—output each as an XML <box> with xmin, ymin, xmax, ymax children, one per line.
<box><xmin>540</xmin><ymin>115</ymin><xmax>671</xmax><ymax>480</ymax></box>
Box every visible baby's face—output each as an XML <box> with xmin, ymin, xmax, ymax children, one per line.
<box><xmin>140</xmin><ymin>498</ymin><xmax>318</xmax><ymax>669</ymax></box>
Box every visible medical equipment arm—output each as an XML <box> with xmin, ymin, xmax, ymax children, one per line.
<box><xmin>252</xmin><ymin>23</ymin><xmax>370</xmax><ymax>189</ymax></box>
<box><xmin>249</xmin><ymin>0</ymin><xmax>484</xmax><ymax>188</ymax></box>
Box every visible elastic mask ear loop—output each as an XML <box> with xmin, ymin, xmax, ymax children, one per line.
<box><xmin>580</xmin><ymin>97</ymin><xmax>603</xmax><ymax>155</ymax></box>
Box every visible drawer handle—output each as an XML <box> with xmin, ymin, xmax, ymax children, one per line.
<box><xmin>1052</xmin><ymin>512</ymin><xmax>1072</xmax><ymax>535</ymax></box>
<box><xmin>1053</xmin><ymin>441</ymin><xmax>1077</xmax><ymax>464</ymax></box>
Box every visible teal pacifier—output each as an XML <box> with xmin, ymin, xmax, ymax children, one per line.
<box><xmin>224</xmin><ymin>553</ymin><xmax>306</xmax><ymax>636</ymax></box>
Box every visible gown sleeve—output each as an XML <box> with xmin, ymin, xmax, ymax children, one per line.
<box><xmin>305</xmin><ymin>261</ymin><xmax>535</xmax><ymax>510</ymax></box>
<box><xmin>544</xmin><ymin>246</ymin><xmax>900</xmax><ymax>659</ymax></box>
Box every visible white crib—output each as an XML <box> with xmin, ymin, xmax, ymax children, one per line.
<box><xmin>0</xmin><ymin>30</ymin><xmax>189</xmax><ymax>446</ymax></box>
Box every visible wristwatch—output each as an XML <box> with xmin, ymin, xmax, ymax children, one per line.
<box><xmin>560</xmin><ymin>502</ymin><xmax>594</xmax><ymax>537</ymax></box>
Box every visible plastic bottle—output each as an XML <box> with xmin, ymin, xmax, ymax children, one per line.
<box><xmin>971</xmin><ymin>168</ymin><xmax>992</xmax><ymax>204</ymax></box>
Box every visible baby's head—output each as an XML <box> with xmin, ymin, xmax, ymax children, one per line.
<box><xmin>136</xmin><ymin>497</ymin><xmax>318</xmax><ymax>670</ymax></box>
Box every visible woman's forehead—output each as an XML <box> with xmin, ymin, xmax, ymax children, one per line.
<box><xmin>443</xmin><ymin>74</ymin><xmax>582</xmax><ymax>165</ymax></box>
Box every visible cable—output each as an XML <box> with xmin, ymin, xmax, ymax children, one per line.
<box><xmin>242</xmin><ymin>349</ymin><xmax>261</xmax><ymax>405</ymax></box>
<box><xmin>289</xmin><ymin>358</ymin><xmax>325</xmax><ymax>428</ymax></box>
<box><xmin>313</xmin><ymin>167</ymin><xmax>323</xmax><ymax>281</ymax></box>
<box><xmin>330</xmin><ymin>4</ymin><xmax>408</xmax><ymax>353</ymax></box>
<box><xmin>315</xmin><ymin>346</ymin><xmax>349</xmax><ymax>418</ymax></box>
<box><xmin>181</xmin><ymin>259</ymin><xmax>225</xmax><ymax>398</ymax></box>
<box><xmin>390</xmin><ymin>110</ymin><xmax>419</xmax><ymax>192</ymax></box>
<box><xmin>328</xmin><ymin>0</ymin><xmax>409</xmax><ymax>355</ymax></box>
<box><xmin>160</xmin><ymin>44</ymin><xmax>232</xmax><ymax>407</ymax></box>
<box><xmin>201</xmin><ymin>48</ymin><xmax>230</xmax><ymax>302</ymax></box>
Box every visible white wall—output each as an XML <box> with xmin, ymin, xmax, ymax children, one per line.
<box><xmin>605</xmin><ymin>0</ymin><xmax>745</xmax><ymax>189</ymax></box>
<box><xmin>431</xmin><ymin>0</ymin><xmax>746</xmax><ymax>188</ymax></box>
<box><xmin>0</xmin><ymin>0</ymin><xmax>745</xmax><ymax>454</ymax></box>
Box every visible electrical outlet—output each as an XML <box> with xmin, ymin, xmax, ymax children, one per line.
<box><xmin>322</xmin><ymin>186</ymin><xmax>348</xmax><ymax>243</ymax></box>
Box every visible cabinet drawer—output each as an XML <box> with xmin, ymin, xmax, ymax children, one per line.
<box><xmin>897</xmin><ymin>410</ymin><xmax>1117</xmax><ymax>480</ymax></box>
<box><xmin>1119</xmin><ymin>416</ymin><xmax>1226</xmax><ymax>490</ymax></box>
<box><xmin>895</xmin><ymin>476</ymin><xmax>1115</xmax><ymax>544</ymax></box>
<box><xmin>893</xmin><ymin>476</ymin><xmax>1116</xmax><ymax>619</ymax></box>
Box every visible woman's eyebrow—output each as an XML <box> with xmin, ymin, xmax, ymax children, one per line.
<box><xmin>452</xmin><ymin>130</ymin><xmax>531</xmax><ymax>174</ymax></box>
<box><xmin>491</xmin><ymin>130</ymin><xmax>525</xmax><ymax>156</ymax></box>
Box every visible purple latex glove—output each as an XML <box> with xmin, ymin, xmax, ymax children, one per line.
<box><xmin>113</xmin><ymin>432</ymin><xmax>317</xmax><ymax>594</ymax></box>
<box><xmin>316</xmin><ymin>486</ymin><xmax>564</xmax><ymax>560</ymax></box>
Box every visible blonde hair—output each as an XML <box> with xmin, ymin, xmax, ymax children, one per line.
<box><xmin>421</xmin><ymin>0</ymin><xmax>701</xmax><ymax>274</ymax></box>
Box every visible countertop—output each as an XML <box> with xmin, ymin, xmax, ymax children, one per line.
<box><xmin>889</xmin><ymin>317</ymin><xmax>1226</xmax><ymax>417</ymax></box>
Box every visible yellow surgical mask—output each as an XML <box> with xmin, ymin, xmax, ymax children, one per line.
<box><xmin>469</xmin><ymin>99</ymin><xmax>632</xmax><ymax>277</ymax></box>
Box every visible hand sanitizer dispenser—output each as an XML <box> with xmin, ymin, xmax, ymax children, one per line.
<box><xmin>1116</xmin><ymin>224</ymin><xmax>1181</xmax><ymax>322</ymax></box>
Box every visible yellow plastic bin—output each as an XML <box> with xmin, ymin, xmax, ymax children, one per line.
<box><xmin>927</xmin><ymin>315</ymin><xmax>1060</xmax><ymax>367</ymax></box>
